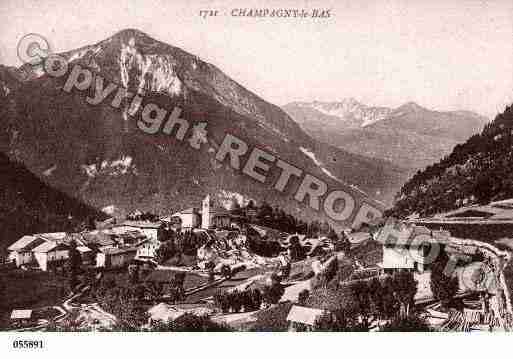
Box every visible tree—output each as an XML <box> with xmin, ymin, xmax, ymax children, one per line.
<box><xmin>214</xmin><ymin>290</ymin><xmax>230</xmax><ymax>313</ymax></box>
<box><xmin>327</xmin><ymin>228</ymin><xmax>338</xmax><ymax>242</ymax></box>
<box><xmin>349</xmin><ymin>280</ymin><xmax>371</xmax><ymax>324</ymax></box>
<box><xmin>380</xmin><ymin>314</ymin><xmax>431</xmax><ymax>332</ymax></box>
<box><xmin>392</xmin><ymin>270</ymin><xmax>418</xmax><ymax>317</ymax></box>
<box><xmin>381</xmin><ymin>275</ymin><xmax>400</xmax><ymax>318</ymax></box>
<box><xmin>96</xmin><ymin>285</ymin><xmax>149</xmax><ymax>331</ymax></box>
<box><xmin>127</xmin><ymin>264</ymin><xmax>140</xmax><ymax>285</ymax></box>
<box><xmin>367</xmin><ymin>277</ymin><xmax>384</xmax><ymax>319</ymax></box>
<box><xmin>262</xmin><ymin>282</ymin><xmax>285</xmax><ymax>305</ymax></box>
<box><xmin>152</xmin><ymin>313</ymin><xmax>229</xmax><ymax>332</ymax></box>
<box><xmin>314</xmin><ymin>311</ymin><xmax>367</xmax><ymax>332</ymax></box>
<box><xmin>298</xmin><ymin>289</ymin><xmax>310</xmax><ymax>305</ymax></box>
<box><xmin>430</xmin><ymin>250</ymin><xmax>459</xmax><ymax>308</ymax></box>
<box><xmin>66</xmin><ymin>241</ymin><xmax>82</xmax><ymax>291</ymax></box>
<box><xmin>257</xmin><ymin>201</ymin><xmax>273</xmax><ymax>224</ymax></box>
<box><xmin>229</xmin><ymin>289</ymin><xmax>243</xmax><ymax>312</ymax></box>
<box><xmin>220</xmin><ymin>264</ymin><xmax>232</xmax><ymax>279</ymax></box>
<box><xmin>288</xmin><ymin>236</ymin><xmax>305</xmax><ymax>262</ymax></box>
<box><xmin>145</xmin><ymin>282</ymin><xmax>163</xmax><ymax>302</ymax></box>
<box><xmin>250</xmin><ymin>288</ymin><xmax>262</xmax><ymax>310</ymax></box>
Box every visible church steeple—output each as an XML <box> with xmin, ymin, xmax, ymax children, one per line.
<box><xmin>201</xmin><ymin>194</ymin><xmax>212</xmax><ymax>229</ymax></box>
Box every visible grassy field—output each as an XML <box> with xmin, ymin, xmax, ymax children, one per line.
<box><xmin>249</xmin><ymin>302</ymin><xmax>294</xmax><ymax>331</ymax></box>
<box><xmin>0</xmin><ymin>269</ymin><xmax>68</xmax><ymax>329</ymax></box>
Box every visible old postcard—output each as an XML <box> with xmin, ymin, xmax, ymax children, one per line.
<box><xmin>1</xmin><ymin>1</ymin><xmax>513</xmax><ymax>350</ymax></box>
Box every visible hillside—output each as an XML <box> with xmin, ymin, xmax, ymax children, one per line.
<box><xmin>389</xmin><ymin>104</ymin><xmax>513</xmax><ymax>218</ymax></box>
<box><xmin>0</xmin><ymin>152</ymin><xmax>104</xmax><ymax>257</ymax></box>
<box><xmin>0</xmin><ymin>29</ymin><xmax>408</xmax><ymax>228</ymax></box>
<box><xmin>284</xmin><ymin>101</ymin><xmax>488</xmax><ymax>171</ymax></box>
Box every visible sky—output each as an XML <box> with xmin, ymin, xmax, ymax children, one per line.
<box><xmin>0</xmin><ymin>0</ymin><xmax>512</xmax><ymax>118</ymax></box>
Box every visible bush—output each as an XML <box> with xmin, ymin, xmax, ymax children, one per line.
<box><xmin>229</xmin><ymin>289</ymin><xmax>243</xmax><ymax>313</ymax></box>
<box><xmin>313</xmin><ymin>311</ymin><xmax>367</xmax><ymax>332</ymax></box>
<box><xmin>380</xmin><ymin>314</ymin><xmax>432</xmax><ymax>332</ymax></box>
<box><xmin>298</xmin><ymin>289</ymin><xmax>310</xmax><ymax>305</ymax></box>
<box><xmin>250</xmin><ymin>302</ymin><xmax>293</xmax><ymax>331</ymax></box>
<box><xmin>213</xmin><ymin>288</ymin><xmax>263</xmax><ymax>313</ymax></box>
<box><xmin>155</xmin><ymin>241</ymin><xmax>176</xmax><ymax>264</ymax></box>
<box><xmin>430</xmin><ymin>250</ymin><xmax>459</xmax><ymax>307</ymax></box>
<box><xmin>250</xmin><ymin>289</ymin><xmax>262</xmax><ymax>311</ymax></box>
<box><xmin>247</xmin><ymin>238</ymin><xmax>282</xmax><ymax>257</ymax></box>
<box><xmin>220</xmin><ymin>264</ymin><xmax>232</xmax><ymax>279</ymax></box>
<box><xmin>153</xmin><ymin>313</ymin><xmax>230</xmax><ymax>332</ymax></box>
<box><xmin>263</xmin><ymin>282</ymin><xmax>285</xmax><ymax>305</ymax></box>
<box><xmin>213</xmin><ymin>290</ymin><xmax>230</xmax><ymax>313</ymax></box>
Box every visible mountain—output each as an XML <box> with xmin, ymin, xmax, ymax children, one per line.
<box><xmin>0</xmin><ymin>152</ymin><xmax>104</xmax><ymax>257</ymax></box>
<box><xmin>285</xmin><ymin>99</ymin><xmax>392</xmax><ymax>129</ymax></box>
<box><xmin>389</xmin><ymin>104</ymin><xmax>513</xmax><ymax>218</ymax></box>
<box><xmin>283</xmin><ymin>101</ymin><xmax>489</xmax><ymax>171</ymax></box>
<box><xmin>0</xmin><ymin>29</ymin><xmax>408</xmax><ymax>228</ymax></box>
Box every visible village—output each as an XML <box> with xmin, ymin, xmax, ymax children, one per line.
<box><xmin>2</xmin><ymin>193</ymin><xmax>513</xmax><ymax>332</ymax></box>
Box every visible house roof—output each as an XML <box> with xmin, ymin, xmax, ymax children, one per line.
<box><xmin>32</xmin><ymin>241</ymin><xmax>60</xmax><ymax>253</ymax></box>
<box><xmin>286</xmin><ymin>305</ymin><xmax>324</xmax><ymax>326</ymax></box>
<box><xmin>80</xmin><ymin>232</ymin><xmax>117</xmax><ymax>247</ymax></box>
<box><xmin>212</xmin><ymin>211</ymin><xmax>231</xmax><ymax>218</ymax></box>
<box><xmin>117</xmin><ymin>231</ymin><xmax>146</xmax><ymax>242</ymax></box>
<box><xmin>100</xmin><ymin>246</ymin><xmax>138</xmax><ymax>255</ymax></box>
<box><xmin>76</xmin><ymin>246</ymin><xmax>92</xmax><ymax>253</ymax></box>
<box><xmin>11</xmin><ymin>309</ymin><xmax>32</xmax><ymax>319</ymax></box>
<box><xmin>110</xmin><ymin>226</ymin><xmax>145</xmax><ymax>236</ymax></box>
<box><xmin>147</xmin><ymin>303</ymin><xmax>213</xmax><ymax>322</ymax></box>
<box><xmin>162</xmin><ymin>215</ymin><xmax>183</xmax><ymax>224</ymax></box>
<box><xmin>248</xmin><ymin>224</ymin><xmax>288</xmax><ymax>241</ymax></box>
<box><xmin>147</xmin><ymin>303</ymin><xmax>186</xmax><ymax>323</ymax></box>
<box><xmin>38</xmin><ymin>232</ymin><xmax>67</xmax><ymax>241</ymax></box>
<box><xmin>121</xmin><ymin>221</ymin><xmax>163</xmax><ymax>229</ymax></box>
<box><xmin>174</xmin><ymin>207</ymin><xmax>200</xmax><ymax>215</ymax></box>
<box><xmin>8</xmin><ymin>235</ymin><xmax>40</xmax><ymax>251</ymax></box>
<box><xmin>376</xmin><ymin>219</ymin><xmax>451</xmax><ymax>247</ymax></box>
<box><xmin>173</xmin><ymin>207</ymin><xmax>230</xmax><ymax>216</ymax></box>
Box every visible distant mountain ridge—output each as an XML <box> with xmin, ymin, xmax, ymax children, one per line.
<box><xmin>286</xmin><ymin>98</ymin><xmax>392</xmax><ymax>129</ymax></box>
<box><xmin>283</xmin><ymin>100</ymin><xmax>489</xmax><ymax>171</ymax></box>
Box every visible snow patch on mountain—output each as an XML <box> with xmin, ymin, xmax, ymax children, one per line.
<box><xmin>2</xmin><ymin>82</ymin><xmax>10</xmax><ymax>95</ymax></box>
<box><xmin>42</xmin><ymin>165</ymin><xmax>57</xmax><ymax>177</ymax></box>
<box><xmin>300</xmin><ymin>147</ymin><xmax>322</xmax><ymax>166</ymax></box>
<box><xmin>81</xmin><ymin>156</ymin><xmax>135</xmax><ymax>177</ymax></box>
<box><xmin>300</xmin><ymin>147</ymin><xmax>368</xmax><ymax>195</ymax></box>
<box><xmin>118</xmin><ymin>37</ymin><xmax>182</xmax><ymax>96</ymax></box>
<box><xmin>321</xmin><ymin>167</ymin><xmax>340</xmax><ymax>181</ymax></box>
<box><xmin>298</xmin><ymin>99</ymin><xmax>392</xmax><ymax>127</ymax></box>
<box><xmin>102</xmin><ymin>205</ymin><xmax>117</xmax><ymax>215</ymax></box>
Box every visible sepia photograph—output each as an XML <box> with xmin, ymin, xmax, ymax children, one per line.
<box><xmin>1</xmin><ymin>0</ymin><xmax>513</xmax><ymax>355</ymax></box>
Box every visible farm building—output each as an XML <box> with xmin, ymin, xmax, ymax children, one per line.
<box><xmin>170</xmin><ymin>208</ymin><xmax>201</xmax><ymax>229</ymax></box>
<box><xmin>96</xmin><ymin>246</ymin><xmax>138</xmax><ymax>268</ymax></box>
<box><xmin>286</xmin><ymin>305</ymin><xmax>325</xmax><ymax>331</ymax></box>
<box><xmin>7</xmin><ymin>232</ymin><xmax>69</xmax><ymax>270</ymax></box>
<box><xmin>31</xmin><ymin>241</ymin><xmax>69</xmax><ymax>271</ymax></box>
<box><xmin>120</xmin><ymin>221</ymin><xmax>164</xmax><ymax>241</ymax></box>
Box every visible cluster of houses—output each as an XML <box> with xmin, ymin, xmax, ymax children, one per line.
<box><xmin>6</xmin><ymin>221</ymin><xmax>163</xmax><ymax>271</ymax></box>
<box><xmin>5</xmin><ymin>195</ymin><xmax>241</xmax><ymax>272</ymax></box>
